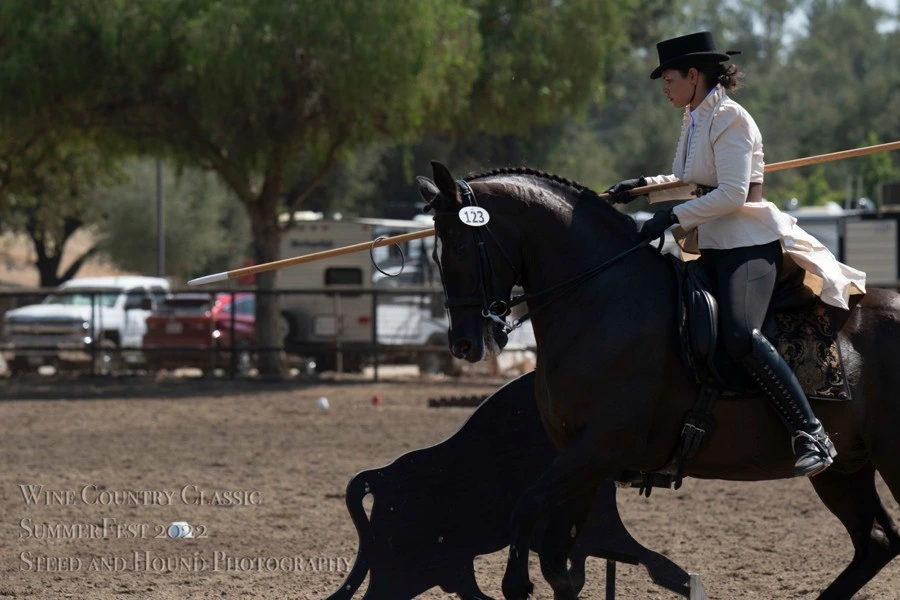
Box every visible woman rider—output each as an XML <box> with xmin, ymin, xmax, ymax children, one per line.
<box><xmin>605</xmin><ymin>32</ymin><xmax>866</xmax><ymax>477</ymax></box>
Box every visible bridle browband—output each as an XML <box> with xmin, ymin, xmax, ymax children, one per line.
<box><xmin>432</xmin><ymin>179</ymin><xmax>662</xmax><ymax>334</ymax></box>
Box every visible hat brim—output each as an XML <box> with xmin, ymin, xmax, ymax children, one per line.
<box><xmin>650</xmin><ymin>51</ymin><xmax>731</xmax><ymax>79</ymax></box>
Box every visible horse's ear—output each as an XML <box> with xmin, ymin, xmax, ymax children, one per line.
<box><xmin>416</xmin><ymin>176</ymin><xmax>440</xmax><ymax>204</ymax></box>
<box><xmin>430</xmin><ymin>161</ymin><xmax>460</xmax><ymax>206</ymax></box>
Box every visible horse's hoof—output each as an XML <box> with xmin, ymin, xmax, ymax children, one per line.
<box><xmin>501</xmin><ymin>576</ymin><xmax>534</xmax><ymax>600</ymax></box>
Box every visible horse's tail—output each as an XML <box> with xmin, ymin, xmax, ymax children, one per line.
<box><xmin>326</xmin><ymin>472</ymin><xmax>374</xmax><ymax>600</ymax></box>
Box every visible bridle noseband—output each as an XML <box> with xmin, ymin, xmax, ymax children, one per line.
<box><xmin>432</xmin><ymin>179</ymin><xmax>661</xmax><ymax>334</ymax></box>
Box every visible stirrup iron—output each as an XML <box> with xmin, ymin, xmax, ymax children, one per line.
<box><xmin>791</xmin><ymin>425</ymin><xmax>836</xmax><ymax>477</ymax></box>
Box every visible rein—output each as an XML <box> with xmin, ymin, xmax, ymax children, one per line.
<box><xmin>433</xmin><ymin>179</ymin><xmax>662</xmax><ymax>333</ymax></box>
<box><xmin>506</xmin><ymin>235</ymin><xmax>661</xmax><ymax>331</ymax></box>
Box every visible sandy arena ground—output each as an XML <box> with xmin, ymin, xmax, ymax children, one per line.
<box><xmin>1</xmin><ymin>375</ymin><xmax>898</xmax><ymax>599</ymax></box>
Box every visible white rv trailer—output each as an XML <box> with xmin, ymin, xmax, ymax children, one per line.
<box><xmin>275</xmin><ymin>213</ymin><xmax>454</xmax><ymax>372</ymax></box>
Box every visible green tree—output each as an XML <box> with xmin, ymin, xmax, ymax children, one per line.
<box><xmin>324</xmin><ymin>0</ymin><xmax>637</xmax><ymax>217</ymax></box>
<box><xmin>99</xmin><ymin>160</ymin><xmax>250</xmax><ymax>282</ymax></box>
<box><xmin>461</xmin><ymin>0</ymin><xmax>633</xmax><ymax>133</ymax></box>
<box><xmin>570</xmin><ymin>0</ymin><xmax>899</xmax><ymax>209</ymax></box>
<box><xmin>560</xmin><ymin>1</ymin><xmax>699</xmax><ymax>192</ymax></box>
<box><xmin>0</xmin><ymin>127</ymin><xmax>122</xmax><ymax>286</ymax></box>
<box><xmin>857</xmin><ymin>132</ymin><xmax>900</xmax><ymax>201</ymax></box>
<box><xmin>0</xmin><ymin>1</ymin><xmax>640</xmax><ymax>373</ymax></box>
<box><xmin>0</xmin><ymin>0</ymin><xmax>482</xmax><ymax>373</ymax></box>
<box><xmin>780</xmin><ymin>1</ymin><xmax>898</xmax><ymax>164</ymax></box>
<box><xmin>778</xmin><ymin>166</ymin><xmax>846</xmax><ymax>207</ymax></box>
<box><xmin>750</xmin><ymin>0</ymin><xmax>900</xmax><ymax>204</ymax></box>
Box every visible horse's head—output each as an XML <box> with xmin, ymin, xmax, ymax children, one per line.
<box><xmin>418</xmin><ymin>161</ymin><xmax>526</xmax><ymax>363</ymax></box>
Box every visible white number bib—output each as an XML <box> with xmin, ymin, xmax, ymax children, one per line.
<box><xmin>458</xmin><ymin>206</ymin><xmax>490</xmax><ymax>227</ymax></box>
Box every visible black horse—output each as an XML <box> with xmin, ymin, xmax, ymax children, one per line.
<box><xmin>418</xmin><ymin>161</ymin><xmax>900</xmax><ymax>600</ymax></box>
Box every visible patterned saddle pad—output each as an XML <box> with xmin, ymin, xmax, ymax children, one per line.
<box><xmin>773</xmin><ymin>304</ymin><xmax>849</xmax><ymax>400</ymax></box>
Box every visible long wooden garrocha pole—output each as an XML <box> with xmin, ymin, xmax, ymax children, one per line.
<box><xmin>188</xmin><ymin>140</ymin><xmax>900</xmax><ymax>286</ymax></box>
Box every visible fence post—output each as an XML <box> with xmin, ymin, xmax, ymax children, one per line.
<box><xmin>229</xmin><ymin>290</ymin><xmax>236</xmax><ymax>379</ymax></box>
<box><xmin>334</xmin><ymin>292</ymin><xmax>343</xmax><ymax>375</ymax></box>
<box><xmin>90</xmin><ymin>291</ymin><xmax>97</xmax><ymax>376</ymax></box>
<box><xmin>208</xmin><ymin>291</ymin><xmax>216</xmax><ymax>375</ymax></box>
<box><xmin>371</xmin><ymin>289</ymin><xmax>379</xmax><ymax>382</ymax></box>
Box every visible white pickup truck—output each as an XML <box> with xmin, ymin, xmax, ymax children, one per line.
<box><xmin>1</xmin><ymin>276</ymin><xmax>169</xmax><ymax>375</ymax></box>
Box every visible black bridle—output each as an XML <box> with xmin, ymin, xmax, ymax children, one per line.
<box><xmin>432</xmin><ymin>179</ymin><xmax>662</xmax><ymax>334</ymax></box>
<box><xmin>433</xmin><ymin>180</ymin><xmax>524</xmax><ymax>331</ymax></box>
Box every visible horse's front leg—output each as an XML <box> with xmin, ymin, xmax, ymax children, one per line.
<box><xmin>501</xmin><ymin>424</ymin><xmax>626</xmax><ymax>600</ymax></box>
<box><xmin>537</xmin><ymin>489</ymin><xmax>594</xmax><ymax>598</ymax></box>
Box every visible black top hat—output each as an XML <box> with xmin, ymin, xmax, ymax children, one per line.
<box><xmin>650</xmin><ymin>31</ymin><xmax>736</xmax><ymax>79</ymax></box>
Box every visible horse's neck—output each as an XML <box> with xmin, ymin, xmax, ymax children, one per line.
<box><xmin>518</xmin><ymin>201</ymin><xmax>674</xmax><ymax>342</ymax></box>
<box><xmin>519</xmin><ymin>201</ymin><xmax>639</xmax><ymax>295</ymax></box>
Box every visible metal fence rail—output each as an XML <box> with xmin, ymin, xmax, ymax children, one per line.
<box><xmin>0</xmin><ymin>286</ymin><xmax>536</xmax><ymax>380</ymax></box>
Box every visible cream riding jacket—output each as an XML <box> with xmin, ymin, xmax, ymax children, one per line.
<box><xmin>643</xmin><ymin>85</ymin><xmax>865</xmax><ymax>310</ymax></box>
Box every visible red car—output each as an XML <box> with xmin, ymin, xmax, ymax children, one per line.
<box><xmin>142</xmin><ymin>293</ymin><xmax>256</xmax><ymax>374</ymax></box>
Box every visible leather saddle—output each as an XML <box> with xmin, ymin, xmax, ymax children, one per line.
<box><xmin>670</xmin><ymin>253</ymin><xmax>849</xmax><ymax>400</ymax></box>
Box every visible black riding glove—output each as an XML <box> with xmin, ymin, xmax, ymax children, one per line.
<box><xmin>604</xmin><ymin>177</ymin><xmax>647</xmax><ymax>204</ymax></box>
<box><xmin>640</xmin><ymin>208</ymin><xmax>678</xmax><ymax>240</ymax></box>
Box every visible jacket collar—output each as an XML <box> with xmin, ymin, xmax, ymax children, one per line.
<box><xmin>673</xmin><ymin>84</ymin><xmax>728</xmax><ymax>178</ymax></box>
<box><xmin>684</xmin><ymin>84</ymin><xmax>726</xmax><ymax>122</ymax></box>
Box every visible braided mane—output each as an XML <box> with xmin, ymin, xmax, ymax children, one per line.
<box><xmin>465</xmin><ymin>166</ymin><xmax>592</xmax><ymax>195</ymax></box>
<box><xmin>465</xmin><ymin>166</ymin><xmax>637</xmax><ymax>234</ymax></box>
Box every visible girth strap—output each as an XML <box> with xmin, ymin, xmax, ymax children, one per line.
<box><xmin>632</xmin><ymin>385</ymin><xmax>720</xmax><ymax>498</ymax></box>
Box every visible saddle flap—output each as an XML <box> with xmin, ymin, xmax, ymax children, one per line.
<box><xmin>683</xmin><ymin>260</ymin><xmax>721</xmax><ymax>383</ymax></box>
<box><xmin>689</xmin><ymin>287</ymin><xmax>718</xmax><ymax>374</ymax></box>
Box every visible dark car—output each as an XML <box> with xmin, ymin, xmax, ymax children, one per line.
<box><xmin>142</xmin><ymin>293</ymin><xmax>256</xmax><ymax>374</ymax></box>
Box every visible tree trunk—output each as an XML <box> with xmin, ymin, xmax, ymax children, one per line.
<box><xmin>248</xmin><ymin>201</ymin><xmax>286</xmax><ymax>377</ymax></box>
<box><xmin>28</xmin><ymin>227</ymin><xmax>62</xmax><ymax>288</ymax></box>
<box><xmin>34</xmin><ymin>249</ymin><xmax>62</xmax><ymax>288</ymax></box>
<box><xmin>29</xmin><ymin>214</ymin><xmax>88</xmax><ymax>287</ymax></box>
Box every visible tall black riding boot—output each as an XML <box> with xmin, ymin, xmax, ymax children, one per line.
<box><xmin>741</xmin><ymin>329</ymin><xmax>837</xmax><ymax>477</ymax></box>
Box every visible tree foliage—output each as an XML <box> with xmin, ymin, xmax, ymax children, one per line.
<box><xmin>463</xmin><ymin>0</ymin><xmax>633</xmax><ymax>133</ymax></box>
<box><xmin>0</xmin><ymin>0</ymin><xmax>637</xmax><ymax>372</ymax></box>
<box><xmin>0</xmin><ymin>126</ymin><xmax>122</xmax><ymax>286</ymax></box>
<box><xmin>0</xmin><ymin>0</ymin><xmax>482</xmax><ymax>372</ymax></box>
<box><xmin>98</xmin><ymin>160</ymin><xmax>250</xmax><ymax>281</ymax></box>
<box><xmin>581</xmin><ymin>0</ymin><xmax>899</xmax><ymax>208</ymax></box>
